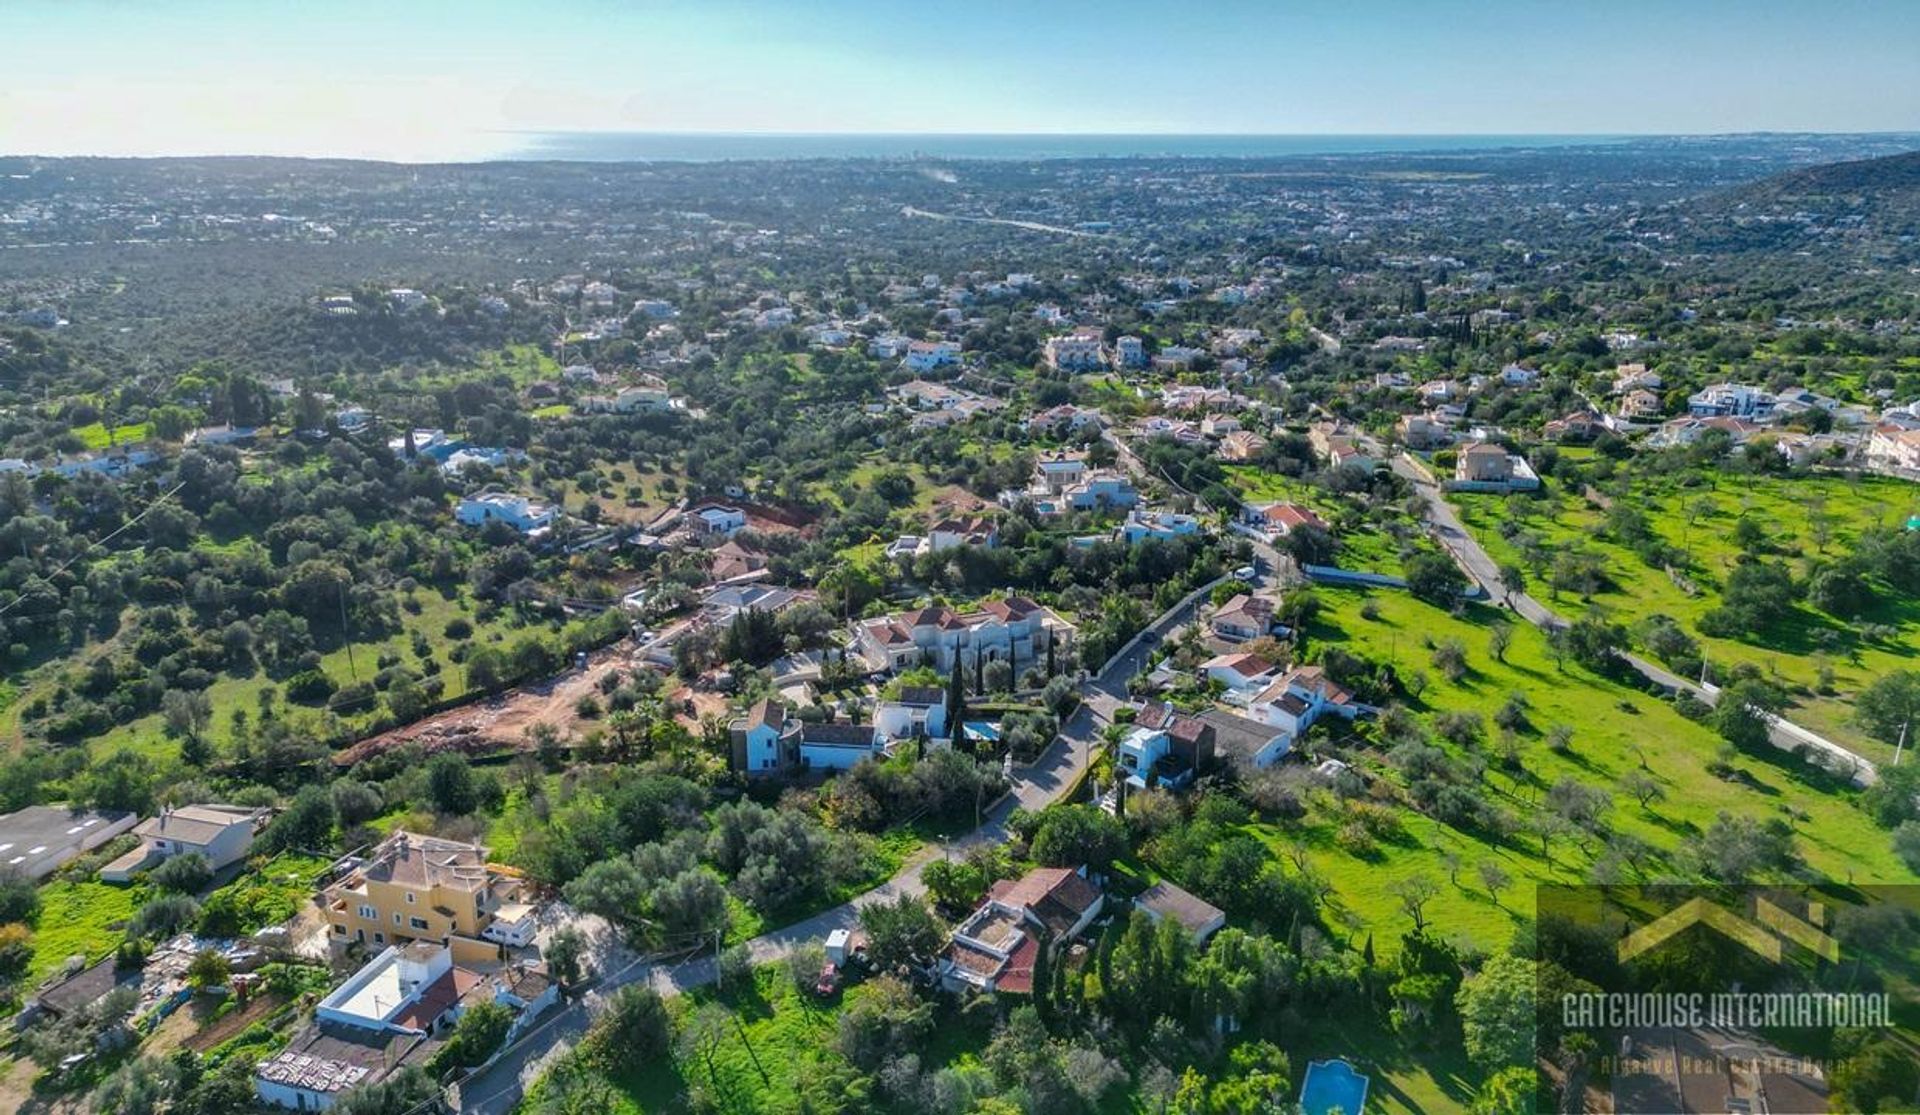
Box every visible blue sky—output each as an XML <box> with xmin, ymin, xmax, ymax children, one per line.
<box><xmin>2</xmin><ymin>0</ymin><xmax>1916</xmax><ymax>159</ymax></box>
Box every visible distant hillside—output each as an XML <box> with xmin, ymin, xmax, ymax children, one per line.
<box><xmin>1666</xmin><ymin>149</ymin><xmax>1920</xmax><ymax>259</ymax></box>
<box><xmin>1726</xmin><ymin>149</ymin><xmax>1920</xmax><ymax>210</ymax></box>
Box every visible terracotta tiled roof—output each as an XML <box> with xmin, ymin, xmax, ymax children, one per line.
<box><xmin>1203</xmin><ymin>652</ymin><xmax>1274</xmax><ymax>677</ymax></box>
<box><xmin>743</xmin><ymin>698</ymin><xmax>784</xmax><ymax>731</ymax></box>
<box><xmin>988</xmin><ymin>867</ymin><xmax>1102</xmax><ymax>937</ymax></box>
<box><xmin>995</xmin><ymin>935</ymin><xmax>1040</xmax><ymax>993</ymax></box>
<box><xmin>393</xmin><ymin>966</ymin><xmax>483</xmax><ymax>1032</ymax></box>
<box><xmin>980</xmin><ymin>596</ymin><xmax>1040</xmax><ymax>621</ymax></box>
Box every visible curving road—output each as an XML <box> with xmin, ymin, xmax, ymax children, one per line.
<box><xmin>452</xmin><ymin>563</ymin><xmax>1240</xmax><ymax>1113</ymax></box>
<box><xmin>1391</xmin><ymin>452</ymin><xmax>1878</xmax><ymax>786</ymax></box>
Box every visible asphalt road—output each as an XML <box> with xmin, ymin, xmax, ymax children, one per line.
<box><xmin>456</xmin><ymin>588</ymin><xmax>1182</xmax><ymax>1113</ymax></box>
<box><xmin>458</xmin><ymin>451</ymin><xmax>1283</xmax><ymax>1113</ymax></box>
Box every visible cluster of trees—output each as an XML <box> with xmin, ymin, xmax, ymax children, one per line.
<box><xmin>549</xmin><ymin>775</ymin><xmax>890</xmax><ymax>948</ymax></box>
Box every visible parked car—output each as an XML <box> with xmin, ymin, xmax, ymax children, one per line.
<box><xmin>815</xmin><ymin>962</ymin><xmax>840</xmax><ymax>996</ymax></box>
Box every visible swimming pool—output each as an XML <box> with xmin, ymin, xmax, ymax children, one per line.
<box><xmin>1300</xmin><ymin>1058</ymin><xmax>1370</xmax><ymax>1115</ymax></box>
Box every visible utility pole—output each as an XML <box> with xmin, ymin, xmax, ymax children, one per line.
<box><xmin>338</xmin><ymin>581</ymin><xmax>359</xmax><ymax>682</ymax></box>
<box><xmin>1895</xmin><ymin>717</ymin><xmax>1909</xmax><ymax>767</ymax></box>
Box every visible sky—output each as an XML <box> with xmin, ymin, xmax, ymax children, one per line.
<box><xmin>2</xmin><ymin>0</ymin><xmax>1917</xmax><ymax>160</ymax></box>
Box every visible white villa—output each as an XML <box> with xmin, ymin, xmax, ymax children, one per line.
<box><xmin>455</xmin><ymin>492</ymin><xmax>556</xmax><ymax>536</ymax></box>
<box><xmin>255</xmin><ymin>941</ymin><xmax>554</xmax><ymax>1111</ymax></box>
<box><xmin>999</xmin><ymin>452</ymin><xmax>1138</xmax><ymax>516</ymax></box>
<box><xmin>855</xmin><ymin>597</ymin><xmax>1071</xmax><ymax>674</ymax></box>
<box><xmin>728</xmin><ymin>698</ymin><xmax>884</xmax><ymax>776</ymax></box>
<box><xmin>1044</xmin><ymin>327</ymin><xmax>1107</xmax><ymax>371</ymax></box>
<box><xmin>1688</xmin><ymin>383</ymin><xmax>1777</xmax><ymax>420</ymax></box>
<box><xmin>1244</xmin><ymin>665</ymin><xmax>1365</xmax><ymax>738</ymax></box>
<box><xmin>1119</xmin><ymin>509</ymin><xmax>1202</xmax><ymax>544</ymax></box>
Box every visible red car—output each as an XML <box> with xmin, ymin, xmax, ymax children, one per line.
<box><xmin>814</xmin><ymin>962</ymin><xmax>840</xmax><ymax>996</ymax></box>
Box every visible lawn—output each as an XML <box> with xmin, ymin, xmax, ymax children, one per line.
<box><xmin>1447</xmin><ymin>469</ymin><xmax>1920</xmax><ymax>763</ymax></box>
<box><xmin>474</xmin><ymin>343</ymin><xmax>563</xmax><ymax>389</ymax></box>
<box><xmin>69</xmin><ymin>420</ymin><xmax>151</xmax><ymax>449</ymax></box>
<box><xmin>1266</xmin><ymin>586</ymin><xmax>1916</xmax><ymax>956</ymax></box>
<box><xmin>28</xmin><ymin>878</ymin><xmax>145</xmax><ymax>983</ymax></box>
<box><xmin>1288</xmin><ymin>1010</ymin><xmax>1479</xmax><ymax>1115</ymax></box>
<box><xmin>198</xmin><ymin>853</ymin><xmax>330</xmax><ymax>934</ymax></box>
<box><xmin>524</xmin><ymin>964</ymin><xmax>851</xmax><ymax>1114</ymax></box>
<box><xmin>1224</xmin><ymin>464</ymin><xmax>1436</xmax><ymax>575</ymax></box>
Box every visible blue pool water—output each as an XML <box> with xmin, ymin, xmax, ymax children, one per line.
<box><xmin>1300</xmin><ymin>1059</ymin><xmax>1370</xmax><ymax>1115</ymax></box>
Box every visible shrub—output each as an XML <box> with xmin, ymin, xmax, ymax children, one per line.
<box><xmin>1894</xmin><ymin>822</ymin><xmax>1920</xmax><ymax>874</ymax></box>
<box><xmin>283</xmin><ymin>669</ymin><xmax>336</xmax><ymax>704</ymax></box>
<box><xmin>130</xmin><ymin>893</ymin><xmax>202</xmax><ymax>939</ymax></box>
<box><xmin>149</xmin><ymin>852</ymin><xmax>213</xmax><ymax>894</ymax></box>
<box><xmin>0</xmin><ymin>872</ymin><xmax>39</xmax><ymax>925</ymax></box>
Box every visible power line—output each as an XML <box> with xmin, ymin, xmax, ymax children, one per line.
<box><xmin>0</xmin><ymin>480</ymin><xmax>186</xmax><ymax>620</ymax></box>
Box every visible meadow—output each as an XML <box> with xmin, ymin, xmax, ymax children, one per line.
<box><xmin>1271</xmin><ymin>585</ymin><xmax>1915</xmax><ymax>954</ymax></box>
<box><xmin>1</xmin><ymin>580</ymin><xmax>569</xmax><ymax>764</ymax></box>
<box><xmin>1447</xmin><ymin>468</ymin><xmax>1920</xmax><ymax>763</ymax></box>
<box><xmin>1224</xmin><ymin>464</ymin><xmax>1439</xmax><ymax>575</ymax></box>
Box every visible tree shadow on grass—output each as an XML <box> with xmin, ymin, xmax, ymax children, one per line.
<box><xmin>1643</xmin><ymin>810</ymin><xmax>1702</xmax><ymax>839</ymax></box>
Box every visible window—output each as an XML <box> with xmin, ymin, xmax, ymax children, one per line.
<box><xmin>332</xmin><ymin>924</ymin><xmax>346</xmax><ymax>935</ymax></box>
<box><xmin>410</xmin><ymin>917</ymin><xmax>429</xmax><ymax>931</ymax></box>
<box><xmin>374</xmin><ymin>932</ymin><xmax>384</xmax><ymax>944</ymax></box>
<box><xmin>393</xmin><ymin>912</ymin><xmax>402</xmax><ymax>925</ymax></box>
<box><xmin>405</xmin><ymin>891</ymin><xmax>416</xmax><ymax>904</ymax></box>
<box><xmin>358</xmin><ymin>904</ymin><xmax>376</xmax><ymax>920</ymax></box>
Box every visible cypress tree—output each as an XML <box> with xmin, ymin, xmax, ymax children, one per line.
<box><xmin>948</xmin><ymin>657</ymin><xmax>969</xmax><ymax>754</ymax></box>
<box><xmin>1052</xmin><ymin>939</ymin><xmax>1075</xmax><ymax>1025</ymax></box>
<box><xmin>1095</xmin><ymin>916</ymin><xmax>1121</xmax><ymax>995</ymax></box>
<box><xmin>1031</xmin><ymin>926</ymin><xmax>1054</xmax><ymax>1029</ymax></box>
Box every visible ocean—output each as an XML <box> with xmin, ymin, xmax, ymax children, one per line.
<box><xmin>499</xmin><ymin>132</ymin><xmax>1629</xmax><ymax>163</ymax></box>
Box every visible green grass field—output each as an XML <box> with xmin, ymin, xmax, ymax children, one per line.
<box><xmin>28</xmin><ymin>879</ymin><xmax>144</xmax><ymax>983</ymax></box>
<box><xmin>526</xmin><ymin>965</ymin><xmax>851</xmax><ymax>1114</ymax></box>
<box><xmin>1272</xmin><ymin>586</ymin><xmax>1915</xmax><ymax>956</ymax></box>
<box><xmin>1225</xmin><ymin>464</ymin><xmax>1437</xmax><ymax>575</ymax></box>
<box><xmin>68</xmin><ymin>421</ymin><xmax>152</xmax><ymax>449</ymax></box>
<box><xmin>1448</xmin><ymin>470</ymin><xmax>1920</xmax><ymax>763</ymax></box>
<box><xmin>2</xmin><ymin>585</ymin><xmax>552</xmax><ymax>763</ymax></box>
<box><xmin>474</xmin><ymin>343</ymin><xmax>563</xmax><ymax>388</ymax></box>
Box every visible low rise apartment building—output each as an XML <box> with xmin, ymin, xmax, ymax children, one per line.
<box><xmin>321</xmin><ymin>831</ymin><xmax>533</xmax><ymax>957</ymax></box>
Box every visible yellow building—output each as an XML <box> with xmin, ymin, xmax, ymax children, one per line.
<box><xmin>322</xmin><ymin>831</ymin><xmax>532</xmax><ymax>956</ymax></box>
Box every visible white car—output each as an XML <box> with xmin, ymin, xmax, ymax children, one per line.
<box><xmin>1233</xmin><ymin>565</ymin><xmax>1256</xmax><ymax>581</ymax></box>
